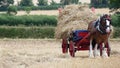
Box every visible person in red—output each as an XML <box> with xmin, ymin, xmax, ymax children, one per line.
<box><xmin>91</xmin><ymin>7</ymin><xmax>95</xmax><ymax>13</ymax></box>
<box><xmin>58</xmin><ymin>6</ymin><xmax>63</xmax><ymax>14</ymax></box>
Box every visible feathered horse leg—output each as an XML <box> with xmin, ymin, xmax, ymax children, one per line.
<box><xmin>89</xmin><ymin>39</ymin><xmax>94</xmax><ymax>58</ymax></box>
<box><xmin>94</xmin><ymin>44</ymin><xmax>99</xmax><ymax>57</ymax></box>
<box><xmin>102</xmin><ymin>43</ymin><xmax>108</xmax><ymax>58</ymax></box>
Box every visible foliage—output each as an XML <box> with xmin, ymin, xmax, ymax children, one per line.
<box><xmin>17</xmin><ymin>5</ymin><xmax>61</xmax><ymax>10</ymax></box>
<box><xmin>111</xmin><ymin>14</ymin><xmax>120</xmax><ymax>38</ymax></box>
<box><xmin>109</xmin><ymin>0</ymin><xmax>120</xmax><ymax>11</ymax></box>
<box><xmin>20</xmin><ymin>0</ymin><xmax>33</xmax><ymax>6</ymax></box>
<box><xmin>0</xmin><ymin>0</ymin><xmax>14</xmax><ymax>7</ymax></box>
<box><xmin>0</xmin><ymin>15</ymin><xmax>57</xmax><ymax>26</ymax></box>
<box><xmin>113</xmin><ymin>27</ymin><xmax>120</xmax><ymax>38</ymax></box>
<box><xmin>0</xmin><ymin>0</ymin><xmax>14</xmax><ymax>11</ymax></box>
<box><xmin>111</xmin><ymin>14</ymin><xmax>120</xmax><ymax>27</ymax></box>
<box><xmin>38</xmin><ymin>0</ymin><xmax>48</xmax><ymax>6</ymax></box>
<box><xmin>50</xmin><ymin>0</ymin><xmax>57</xmax><ymax>5</ymax></box>
<box><xmin>60</xmin><ymin>0</ymin><xmax>79</xmax><ymax>5</ymax></box>
<box><xmin>7</xmin><ymin>0</ymin><xmax>14</xmax><ymax>4</ymax></box>
<box><xmin>71</xmin><ymin>0</ymin><xmax>79</xmax><ymax>4</ymax></box>
<box><xmin>0</xmin><ymin>6</ymin><xmax>7</xmax><ymax>11</ymax></box>
<box><xmin>24</xmin><ymin>7</ymin><xmax>31</xmax><ymax>15</ymax></box>
<box><xmin>0</xmin><ymin>27</ymin><xmax>55</xmax><ymax>38</ymax></box>
<box><xmin>60</xmin><ymin>0</ymin><xmax>70</xmax><ymax>5</ymax></box>
<box><xmin>7</xmin><ymin>5</ymin><xmax>17</xmax><ymax>15</ymax></box>
<box><xmin>90</xmin><ymin>0</ymin><xmax>108</xmax><ymax>8</ymax></box>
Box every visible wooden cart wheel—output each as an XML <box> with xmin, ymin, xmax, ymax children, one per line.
<box><xmin>69</xmin><ymin>41</ymin><xmax>75</xmax><ymax>57</ymax></box>
<box><xmin>62</xmin><ymin>39</ymin><xmax>68</xmax><ymax>53</ymax></box>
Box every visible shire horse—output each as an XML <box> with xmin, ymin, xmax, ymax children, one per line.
<box><xmin>87</xmin><ymin>14</ymin><xmax>112</xmax><ymax>58</ymax></box>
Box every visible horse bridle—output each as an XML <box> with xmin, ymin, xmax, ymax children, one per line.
<box><xmin>96</xmin><ymin>15</ymin><xmax>111</xmax><ymax>34</ymax></box>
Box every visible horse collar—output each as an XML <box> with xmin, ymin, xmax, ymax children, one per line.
<box><xmin>96</xmin><ymin>25</ymin><xmax>107</xmax><ymax>34</ymax></box>
<box><xmin>96</xmin><ymin>25</ymin><xmax>102</xmax><ymax>33</ymax></box>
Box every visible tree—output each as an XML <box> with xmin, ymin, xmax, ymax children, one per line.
<box><xmin>24</xmin><ymin>7</ymin><xmax>31</xmax><ymax>15</ymax></box>
<box><xmin>109</xmin><ymin>0</ymin><xmax>120</xmax><ymax>10</ymax></box>
<box><xmin>90</xmin><ymin>0</ymin><xmax>108</xmax><ymax>7</ymax></box>
<box><xmin>50</xmin><ymin>0</ymin><xmax>57</xmax><ymax>5</ymax></box>
<box><xmin>7</xmin><ymin>0</ymin><xmax>14</xmax><ymax>4</ymax></box>
<box><xmin>38</xmin><ymin>0</ymin><xmax>48</xmax><ymax>6</ymax></box>
<box><xmin>71</xmin><ymin>0</ymin><xmax>79</xmax><ymax>4</ymax></box>
<box><xmin>60</xmin><ymin>0</ymin><xmax>70</xmax><ymax>5</ymax></box>
<box><xmin>20</xmin><ymin>0</ymin><xmax>33</xmax><ymax>6</ymax></box>
<box><xmin>60</xmin><ymin>0</ymin><xmax>79</xmax><ymax>5</ymax></box>
<box><xmin>102</xmin><ymin>0</ymin><xmax>108</xmax><ymax>5</ymax></box>
<box><xmin>7</xmin><ymin>5</ymin><xmax>17</xmax><ymax>15</ymax></box>
<box><xmin>0</xmin><ymin>0</ymin><xmax>14</xmax><ymax>7</ymax></box>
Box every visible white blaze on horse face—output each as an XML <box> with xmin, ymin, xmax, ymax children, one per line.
<box><xmin>106</xmin><ymin>20</ymin><xmax>110</xmax><ymax>33</ymax></box>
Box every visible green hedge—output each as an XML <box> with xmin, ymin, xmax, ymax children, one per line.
<box><xmin>0</xmin><ymin>6</ymin><xmax>7</xmax><ymax>11</ymax></box>
<box><xmin>0</xmin><ymin>26</ymin><xmax>120</xmax><ymax>39</ymax></box>
<box><xmin>0</xmin><ymin>5</ymin><xmax>62</xmax><ymax>11</ymax></box>
<box><xmin>113</xmin><ymin>27</ymin><xmax>120</xmax><ymax>38</ymax></box>
<box><xmin>0</xmin><ymin>27</ymin><xmax>55</xmax><ymax>38</ymax></box>
<box><xmin>0</xmin><ymin>14</ymin><xmax>57</xmax><ymax>26</ymax></box>
<box><xmin>18</xmin><ymin>5</ymin><xmax>62</xmax><ymax>10</ymax></box>
<box><xmin>90</xmin><ymin>4</ymin><xmax>108</xmax><ymax>8</ymax></box>
<box><xmin>111</xmin><ymin>14</ymin><xmax>120</xmax><ymax>27</ymax></box>
<box><xmin>111</xmin><ymin>14</ymin><xmax>120</xmax><ymax>38</ymax></box>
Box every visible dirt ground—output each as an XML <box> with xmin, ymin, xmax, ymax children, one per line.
<box><xmin>0</xmin><ymin>39</ymin><xmax>120</xmax><ymax>68</ymax></box>
<box><xmin>16</xmin><ymin>10</ymin><xmax>59</xmax><ymax>16</ymax></box>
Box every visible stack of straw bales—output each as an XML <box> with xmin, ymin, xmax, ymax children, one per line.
<box><xmin>55</xmin><ymin>5</ymin><xmax>98</xmax><ymax>39</ymax></box>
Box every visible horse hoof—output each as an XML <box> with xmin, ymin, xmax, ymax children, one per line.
<box><xmin>102</xmin><ymin>55</ymin><xmax>108</xmax><ymax>58</ymax></box>
<box><xmin>89</xmin><ymin>55</ymin><xmax>94</xmax><ymax>58</ymax></box>
<box><xmin>94</xmin><ymin>56</ymin><xmax>101</xmax><ymax>59</ymax></box>
<box><xmin>102</xmin><ymin>48</ymin><xmax>108</xmax><ymax>58</ymax></box>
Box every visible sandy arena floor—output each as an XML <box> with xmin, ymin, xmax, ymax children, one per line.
<box><xmin>0</xmin><ymin>39</ymin><xmax>120</xmax><ymax>68</ymax></box>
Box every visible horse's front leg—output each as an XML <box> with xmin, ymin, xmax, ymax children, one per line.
<box><xmin>89</xmin><ymin>39</ymin><xmax>94</xmax><ymax>58</ymax></box>
<box><xmin>94</xmin><ymin>44</ymin><xmax>100</xmax><ymax>57</ymax></box>
<box><xmin>102</xmin><ymin>43</ymin><xmax>108</xmax><ymax>58</ymax></box>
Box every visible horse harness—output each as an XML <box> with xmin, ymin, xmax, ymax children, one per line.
<box><xmin>94</xmin><ymin>17</ymin><xmax>110</xmax><ymax>35</ymax></box>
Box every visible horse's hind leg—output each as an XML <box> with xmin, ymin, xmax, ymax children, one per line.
<box><xmin>89</xmin><ymin>40</ymin><xmax>94</xmax><ymax>58</ymax></box>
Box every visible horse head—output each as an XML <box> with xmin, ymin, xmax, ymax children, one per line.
<box><xmin>97</xmin><ymin>14</ymin><xmax>112</xmax><ymax>34</ymax></box>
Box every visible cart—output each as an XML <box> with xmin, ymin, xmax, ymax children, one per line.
<box><xmin>62</xmin><ymin>30</ymin><xmax>111</xmax><ymax>57</ymax></box>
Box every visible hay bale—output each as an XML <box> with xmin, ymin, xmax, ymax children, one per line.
<box><xmin>55</xmin><ymin>5</ymin><xmax>98</xmax><ymax>39</ymax></box>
